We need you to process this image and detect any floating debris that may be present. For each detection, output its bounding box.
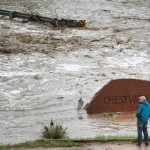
[0,9,86,28]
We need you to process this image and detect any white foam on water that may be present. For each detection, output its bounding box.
[56,64,89,72]
[10,90,20,94]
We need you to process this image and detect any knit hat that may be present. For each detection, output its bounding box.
[138,96,146,102]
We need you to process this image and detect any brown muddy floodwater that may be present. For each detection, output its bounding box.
[0,0,150,144]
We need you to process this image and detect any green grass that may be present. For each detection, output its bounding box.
[0,135,139,150]
[79,135,137,142]
[0,139,79,150]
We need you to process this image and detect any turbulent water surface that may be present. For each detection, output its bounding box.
[0,0,150,144]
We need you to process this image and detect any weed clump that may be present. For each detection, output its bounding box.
[42,120,67,139]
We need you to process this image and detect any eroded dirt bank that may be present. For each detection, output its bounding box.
[11,142,149,150]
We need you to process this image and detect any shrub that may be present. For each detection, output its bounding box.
[42,121,67,139]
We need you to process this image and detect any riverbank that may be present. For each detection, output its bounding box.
[0,135,138,150]
[11,142,148,150]
[1,138,149,150]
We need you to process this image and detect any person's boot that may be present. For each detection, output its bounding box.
[136,143,141,147]
[145,143,149,146]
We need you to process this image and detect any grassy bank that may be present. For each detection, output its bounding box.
[79,135,137,142]
[0,135,138,150]
[0,139,78,150]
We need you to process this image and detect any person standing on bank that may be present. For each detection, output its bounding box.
[136,96,150,146]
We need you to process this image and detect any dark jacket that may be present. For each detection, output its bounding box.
[136,99,150,122]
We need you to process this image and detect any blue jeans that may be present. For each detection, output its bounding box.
[137,119,149,145]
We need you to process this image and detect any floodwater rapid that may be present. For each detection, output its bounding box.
[0,0,150,144]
